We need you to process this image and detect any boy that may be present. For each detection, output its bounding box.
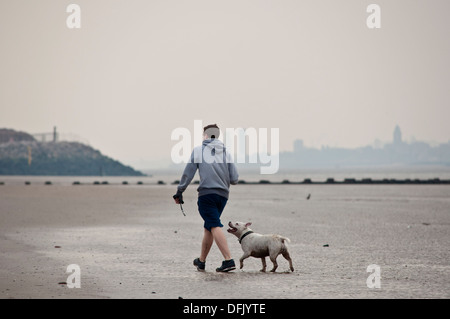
[173,124,239,272]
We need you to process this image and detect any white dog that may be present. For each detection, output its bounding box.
[227,221,294,272]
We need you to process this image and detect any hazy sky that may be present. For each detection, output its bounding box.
[1,0,449,169]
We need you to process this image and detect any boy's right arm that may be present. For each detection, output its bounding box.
[174,150,198,202]
[177,161,198,193]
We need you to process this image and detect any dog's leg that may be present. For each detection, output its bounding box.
[239,252,251,269]
[260,257,267,272]
[269,254,278,272]
[282,251,294,272]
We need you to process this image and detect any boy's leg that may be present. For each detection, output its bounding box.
[200,228,213,262]
[211,226,232,261]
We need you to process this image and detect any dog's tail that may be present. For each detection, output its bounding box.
[279,236,291,244]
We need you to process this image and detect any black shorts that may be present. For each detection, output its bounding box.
[197,194,228,231]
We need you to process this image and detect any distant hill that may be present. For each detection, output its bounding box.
[0,129,144,176]
[0,128,36,144]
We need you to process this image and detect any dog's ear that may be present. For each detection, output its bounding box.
[245,222,252,227]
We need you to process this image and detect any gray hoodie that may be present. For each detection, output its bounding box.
[177,139,239,199]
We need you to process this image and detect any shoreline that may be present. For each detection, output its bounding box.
[1,177,450,186]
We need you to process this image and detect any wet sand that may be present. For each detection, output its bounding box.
[0,183,449,298]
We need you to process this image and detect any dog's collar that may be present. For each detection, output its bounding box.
[239,231,254,244]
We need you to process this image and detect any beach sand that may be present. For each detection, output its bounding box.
[1,182,449,299]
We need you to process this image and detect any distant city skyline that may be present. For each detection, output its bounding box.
[294,124,449,151]
[279,125,450,170]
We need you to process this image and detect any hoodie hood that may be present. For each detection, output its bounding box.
[202,139,226,162]
[203,138,224,151]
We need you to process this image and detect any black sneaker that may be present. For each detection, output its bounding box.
[216,259,236,272]
[193,258,206,272]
